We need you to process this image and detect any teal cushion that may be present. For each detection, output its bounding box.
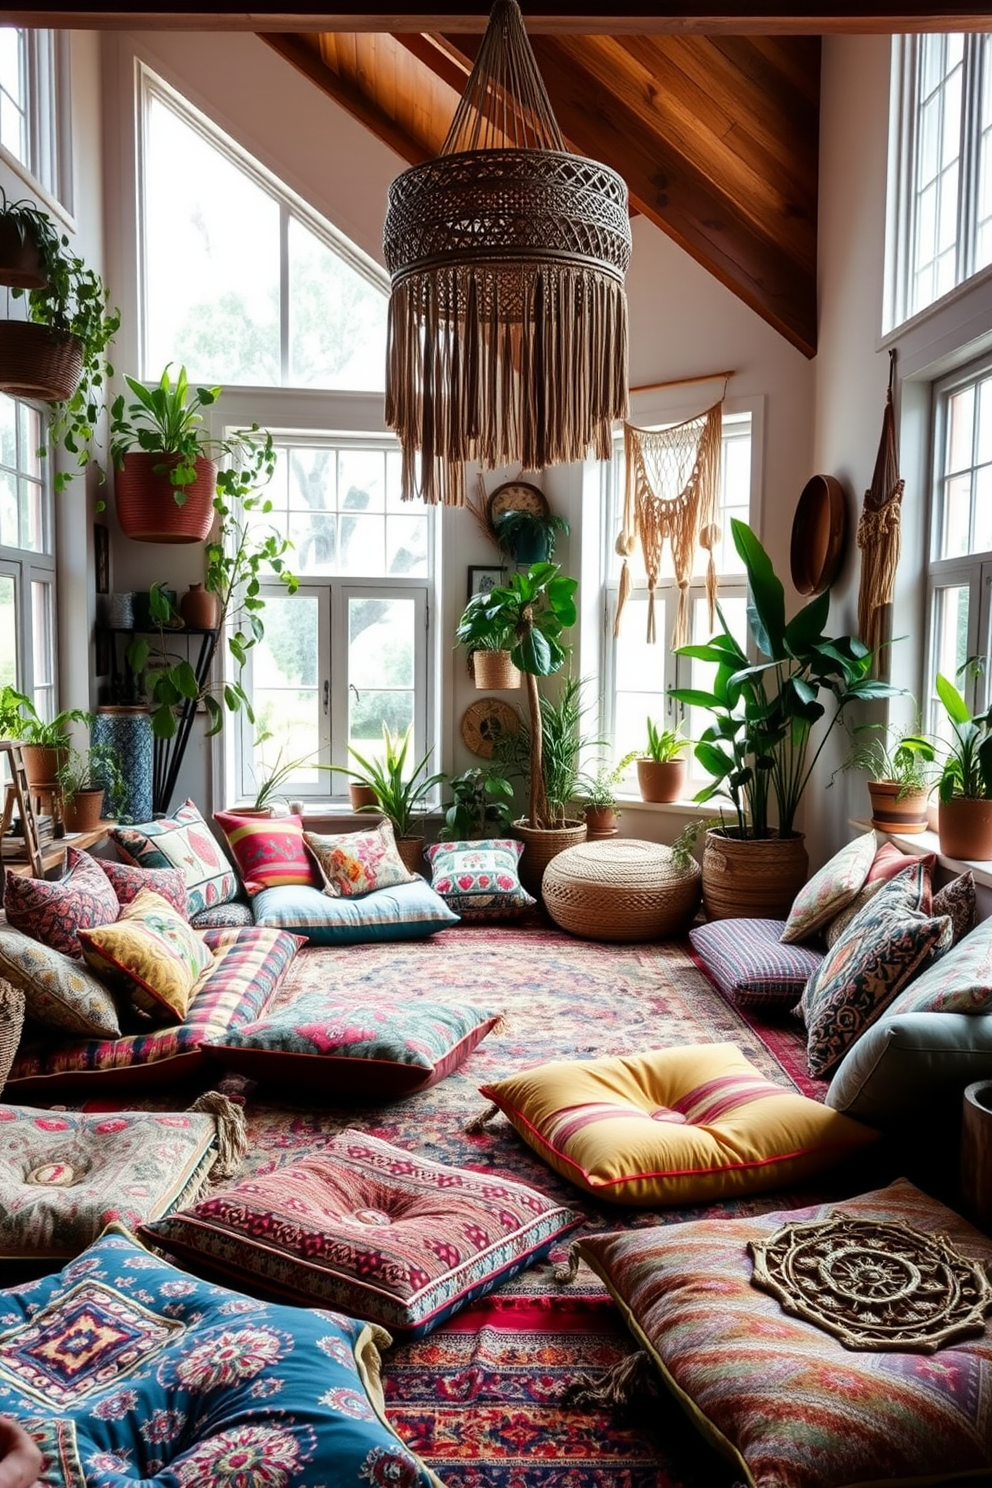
[825,1011,992,1125]
[250,880,459,945]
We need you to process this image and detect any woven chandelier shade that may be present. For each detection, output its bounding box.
[383,0,632,505]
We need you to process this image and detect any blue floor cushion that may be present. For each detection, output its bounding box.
[250,880,459,945]
[0,1224,444,1487]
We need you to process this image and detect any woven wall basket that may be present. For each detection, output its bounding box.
[473,649,521,690]
[115,453,217,544]
[0,321,82,402]
[702,829,809,921]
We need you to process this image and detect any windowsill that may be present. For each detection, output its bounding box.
[851,817,992,891]
[615,795,712,817]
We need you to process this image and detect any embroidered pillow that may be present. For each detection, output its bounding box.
[214,811,317,896]
[203,991,500,1098]
[95,857,189,919]
[0,930,121,1037]
[780,830,877,944]
[141,1130,580,1338]
[823,842,936,948]
[880,913,992,1018]
[304,820,418,898]
[479,1043,877,1206]
[932,870,977,946]
[3,847,119,957]
[110,799,238,916]
[425,839,536,921]
[689,917,823,1011]
[77,889,214,1025]
[799,863,953,1077]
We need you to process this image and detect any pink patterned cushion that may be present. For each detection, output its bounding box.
[141,1129,580,1338]
[575,1178,992,1488]
[3,847,120,957]
[95,857,189,919]
[780,830,877,945]
[304,821,417,898]
[214,811,318,896]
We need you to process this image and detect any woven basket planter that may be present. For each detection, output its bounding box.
[0,321,82,402]
[0,219,47,289]
[543,838,701,942]
[396,835,425,875]
[0,976,24,1098]
[115,453,217,544]
[701,828,808,921]
[472,649,521,690]
[514,817,587,899]
[867,780,929,834]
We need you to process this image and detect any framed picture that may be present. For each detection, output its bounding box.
[93,524,110,595]
[467,565,505,601]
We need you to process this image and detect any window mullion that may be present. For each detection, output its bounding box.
[279,202,290,386]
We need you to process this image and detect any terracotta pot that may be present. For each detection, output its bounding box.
[472,649,521,690]
[867,779,930,834]
[938,797,992,862]
[636,757,687,803]
[180,582,219,629]
[62,788,106,834]
[231,805,275,818]
[21,743,67,786]
[514,817,588,899]
[701,828,809,921]
[349,782,379,811]
[395,835,424,874]
[0,321,82,402]
[115,453,217,544]
[584,804,618,836]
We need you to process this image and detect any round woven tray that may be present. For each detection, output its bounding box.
[542,838,701,942]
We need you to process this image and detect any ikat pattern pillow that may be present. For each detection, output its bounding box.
[0,1224,444,1488]
[780,829,877,945]
[0,929,121,1038]
[799,863,953,1077]
[111,799,239,916]
[426,838,536,920]
[932,870,978,946]
[95,857,189,920]
[77,889,214,1025]
[142,1130,580,1338]
[304,821,418,898]
[3,847,120,958]
[214,811,318,896]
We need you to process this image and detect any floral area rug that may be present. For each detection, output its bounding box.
[228,924,890,1488]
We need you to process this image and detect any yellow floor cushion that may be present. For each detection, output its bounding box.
[479,1043,878,1206]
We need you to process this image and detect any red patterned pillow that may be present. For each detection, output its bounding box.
[3,847,119,957]
[214,811,318,896]
[95,857,189,920]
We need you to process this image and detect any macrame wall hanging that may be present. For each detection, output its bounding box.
[857,349,904,664]
[614,399,724,647]
[382,0,632,506]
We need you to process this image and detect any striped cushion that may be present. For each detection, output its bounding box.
[689,917,823,1009]
[479,1043,877,1206]
[214,811,318,896]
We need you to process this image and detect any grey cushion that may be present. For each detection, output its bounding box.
[825,1010,992,1126]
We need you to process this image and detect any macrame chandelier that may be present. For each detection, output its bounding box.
[383,0,632,505]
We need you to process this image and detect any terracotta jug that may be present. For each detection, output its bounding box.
[180,583,219,629]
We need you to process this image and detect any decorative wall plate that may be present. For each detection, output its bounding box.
[460,698,520,759]
[487,481,550,526]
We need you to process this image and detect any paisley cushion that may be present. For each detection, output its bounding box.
[215,811,319,896]
[780,829,877,945]
[142,1130,580,1338]
[0,1225,443,1486]
[881,911,992,1018]
[304,820,417,898]
[3,847,120,957]
[94,856,189,919]
[111,799,239,917]
[77,889,214,1025]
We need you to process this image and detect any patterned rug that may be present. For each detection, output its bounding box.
[220,924,891,1488]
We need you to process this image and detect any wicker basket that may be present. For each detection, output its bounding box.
[115,452,217,544]
[514,817,587,899]
[542,838,701,941]
[701,829,808,921]
[0,976,25,1097]
[0,320,82,402]
[472,649,521,690]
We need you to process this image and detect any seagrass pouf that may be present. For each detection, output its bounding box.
[542,839,702,943]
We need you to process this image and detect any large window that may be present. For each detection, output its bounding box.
[0,393,56,718]
[0,28,69,206]
[887,34,992,330]
[601,410,753,790]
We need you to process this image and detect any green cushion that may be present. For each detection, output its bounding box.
[825,1010,992,1125]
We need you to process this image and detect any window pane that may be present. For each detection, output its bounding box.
[685,594,747,786]
[288,215,387,393]
[942,471,972,557]
[929,583,970,736]
[386,515,429,576]
[30,579,54,721]
[613,593,669,764]
[249,594,321,790]
[0,576,16,688]
[348,596,416,748]
[0,29,26,166]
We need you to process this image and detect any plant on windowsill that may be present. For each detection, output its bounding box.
[241,736,331,817]
[932,671,992,861]
[55,739,126,833]
[0,189,120,493]
[110,363,277,544]
[576,750,638,835]
[637,718,690,804]
[840,717,936,834]
[331,725,445,874]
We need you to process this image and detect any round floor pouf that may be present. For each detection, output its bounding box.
[542,838,702,942]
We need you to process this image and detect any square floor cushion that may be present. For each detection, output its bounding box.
[0,1096,246,1262]
[574,1177,992,1488]
[3,846,120,957]
[77,888,214,1025]
[425,838,536,921]
[478,1043,878,1206]
[111,799,239,917]
[689,917,824,1011]
[0,1223,444,1487]
[203,989,501,1098]
[141,1129,581,1338]
[250,879,460,945]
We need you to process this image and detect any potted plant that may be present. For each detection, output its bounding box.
[242,740,330,817]
[0,190,119,492]
[576,750,638,836]
[466,620,522,692]
[55,740,126,833]
[932,672,992,860]
[637,719,690,803]
[333,724,444,873]
[841,719,935,833]
[669,518,894,919]
[110,363,277,544]
[4,693,94,787]
[439,766,515,841]
[493,509,570,566]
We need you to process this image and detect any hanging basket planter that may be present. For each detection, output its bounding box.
[115,453,218,544]
[0,321,82,402]
[472,649,521,690]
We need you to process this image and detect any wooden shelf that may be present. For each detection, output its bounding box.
[1,822,115,879]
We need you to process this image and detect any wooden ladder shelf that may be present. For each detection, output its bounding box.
[0,742,45,878]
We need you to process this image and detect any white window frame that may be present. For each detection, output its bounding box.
[0,28,71,211]
[0,393,57,718]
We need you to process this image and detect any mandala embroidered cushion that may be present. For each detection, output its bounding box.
[779,829,878,945]
[304,821,418,898]
[0,929,121,1038]
[688,918,823,1010]
[215,811,318,896]
[77,889,215,1025]
[94,856,189,919]
[425,838,536,921]
[111,799,239,916]
[142,1130,581,1338]
[203,990,501,1098]
[0,1102,241,1261]
[798,864,954,1078]
[0,1224,444,1488]
[574,1178,992,1488]
[3,847,120,957]
[478,1043,878,1207]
